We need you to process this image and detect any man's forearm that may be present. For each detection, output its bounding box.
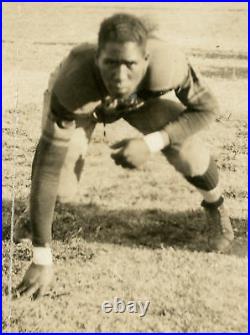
[164,106,217,145]
[143,105,217,152]
[163,63,220,145]
[30,138,69,246]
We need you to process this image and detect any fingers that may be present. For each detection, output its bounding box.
[110,139,128,150]
[15,281,38,298]
[20,284,37,298]
[15,281,48,300]
[14,263,54,300]
[16,280,26,293]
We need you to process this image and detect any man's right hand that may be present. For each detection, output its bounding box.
[15,263,54,300]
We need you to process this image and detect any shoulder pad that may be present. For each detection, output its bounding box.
[144,39,188,91]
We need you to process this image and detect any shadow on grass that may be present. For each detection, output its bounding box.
[2,198,247,257]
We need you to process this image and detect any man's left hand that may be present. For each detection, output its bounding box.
[110,138,150,169]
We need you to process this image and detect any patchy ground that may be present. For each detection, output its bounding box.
[2,3,248,332]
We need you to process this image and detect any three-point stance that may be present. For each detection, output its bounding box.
[15,13,234,299]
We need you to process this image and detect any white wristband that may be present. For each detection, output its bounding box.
[33,247,53,265]
[143,131,169,153]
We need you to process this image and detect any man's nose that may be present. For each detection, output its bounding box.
[114,64,128,82]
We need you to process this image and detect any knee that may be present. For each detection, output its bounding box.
[165,136,210,177]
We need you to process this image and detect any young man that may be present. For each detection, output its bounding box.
[16,13,234,299]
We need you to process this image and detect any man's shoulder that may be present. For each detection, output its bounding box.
[151,38,186,61]
[52,42,101,112]
[54,42,97,78]
[69,42,97,60]
[144,38,188,91]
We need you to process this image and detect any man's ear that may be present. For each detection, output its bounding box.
[144,51,150,62]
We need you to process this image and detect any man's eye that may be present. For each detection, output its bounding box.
[105,60,117,66]
[126,62,137,69]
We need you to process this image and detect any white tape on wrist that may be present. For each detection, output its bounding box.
[143,131,169,153]
[33,247,53,265]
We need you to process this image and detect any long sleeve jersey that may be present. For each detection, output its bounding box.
[31,38,219,246]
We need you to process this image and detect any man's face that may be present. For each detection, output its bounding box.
[96,41,149,99]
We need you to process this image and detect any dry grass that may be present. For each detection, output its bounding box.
[2,3,248,332]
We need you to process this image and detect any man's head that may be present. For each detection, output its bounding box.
[96,13,150,98]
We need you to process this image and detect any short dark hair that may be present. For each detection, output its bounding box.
[98,13,149,53]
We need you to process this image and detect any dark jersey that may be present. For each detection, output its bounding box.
[31,38,219,246]
[52,39,188,113]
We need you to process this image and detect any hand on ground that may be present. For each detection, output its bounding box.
[15,263,54,300]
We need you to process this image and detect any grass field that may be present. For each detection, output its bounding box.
[2,3,248,332]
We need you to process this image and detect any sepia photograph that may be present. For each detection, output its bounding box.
[2,2,248,332]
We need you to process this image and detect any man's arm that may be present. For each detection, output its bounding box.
[16,94,76,299]
[31,92,77,246]
[164,64,219,146]
[111,63,219,168]
[142,62,219,153]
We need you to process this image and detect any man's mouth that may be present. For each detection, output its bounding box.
[112,83,126,90]
[109,85,129,98]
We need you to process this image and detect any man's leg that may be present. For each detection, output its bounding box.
[163,136,234,252]
[124,98,234,252]
[57,121,94,203]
